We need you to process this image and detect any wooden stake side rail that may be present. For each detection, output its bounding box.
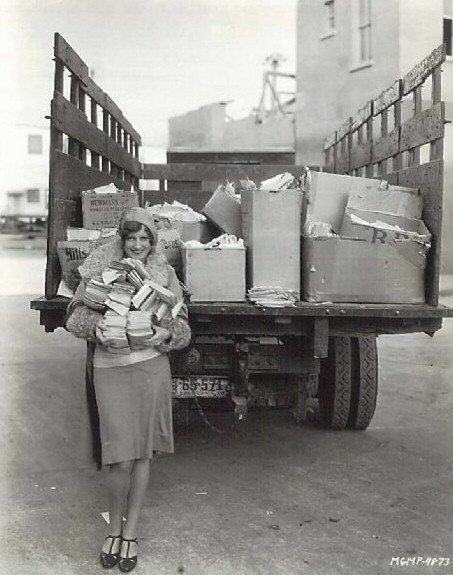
[141,163,309,211]
[323,44,446,308]
[46,33,142,299]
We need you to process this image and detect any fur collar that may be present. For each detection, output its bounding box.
[79,236,170,286]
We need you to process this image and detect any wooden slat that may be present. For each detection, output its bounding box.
[51,92,141,177]
[337,117,352,140]
[54,34,141,145]
[350,141,372,171]
[141,163,307,181]
[396,159,443,306]
[336,151,350,175]
[351,101,373,131]
[402,44,446,95]
[323,131,337,150]
[371,129,399,164]
[45,151,133,299]
[85,77,142,144]
[399,102,444,153]
[393,99,403,171]
[373,80,401,115]
[54,33,89,85]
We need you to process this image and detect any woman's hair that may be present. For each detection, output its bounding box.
[119,221,155,247]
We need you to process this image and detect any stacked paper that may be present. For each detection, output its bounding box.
[126,311,155,350]
[102,311,130,354]
[83,276,112,310]
[248,286,299,308]
[105,281,136,316]
[147,201,206,222]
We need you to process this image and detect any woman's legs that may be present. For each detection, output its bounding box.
[120,458,151,557]
[102,460,133,554]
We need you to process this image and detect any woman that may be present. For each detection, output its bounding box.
[66,207,191,572]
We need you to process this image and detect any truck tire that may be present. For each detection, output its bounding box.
[318,337,352,429]
[318,336,378,430]
[348,336,378,430]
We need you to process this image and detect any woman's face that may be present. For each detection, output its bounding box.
[123,225,153,262]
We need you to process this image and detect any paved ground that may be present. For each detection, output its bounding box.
[1,245,453,574]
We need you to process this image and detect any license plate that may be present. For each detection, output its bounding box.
[172,376,230,398]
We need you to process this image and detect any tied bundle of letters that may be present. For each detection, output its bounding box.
[248,286,299,308]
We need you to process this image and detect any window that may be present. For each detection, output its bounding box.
[324,0,335,34]
[352,0,372,67]
[444,0,452,56]
[28,134,43,154]
[26,189,40,203]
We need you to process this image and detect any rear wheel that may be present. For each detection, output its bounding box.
[318,336,378,430]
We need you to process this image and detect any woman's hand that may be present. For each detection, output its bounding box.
[147,325,171,346]
[95,319,115,347]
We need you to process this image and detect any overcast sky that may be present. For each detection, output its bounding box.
[1,0,297,150]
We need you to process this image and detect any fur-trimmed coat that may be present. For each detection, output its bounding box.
[65,237,191,354]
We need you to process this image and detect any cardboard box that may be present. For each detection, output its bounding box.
[202,187,242,237]
[341,208,431,245]
[241,188,302,294]
[82,190,139,229]
[303,171,420,233]
[182,246,246,302]
[302,236,426,304]
[173,220,215,244]
[346,185,422,219]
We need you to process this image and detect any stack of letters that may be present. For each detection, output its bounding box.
[247,286,299,308]
[101,311,130,354]
[126,311,155,350]
[81,257,183,353]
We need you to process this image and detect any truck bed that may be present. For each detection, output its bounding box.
[32,36,453,341]
[31,296,453,337]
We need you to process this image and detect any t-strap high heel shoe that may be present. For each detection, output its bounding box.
[100,534,121,569]
[118,537,138,573]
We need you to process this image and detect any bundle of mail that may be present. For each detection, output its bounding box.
[82,257,183,352]
[99,311,130,354]
[247,286,299,308]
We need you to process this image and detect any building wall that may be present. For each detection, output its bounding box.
[168,103,227,149]
[168,101,295,151]
[0,123,49,219]
[296,0,400,167]
[223,114,295,150]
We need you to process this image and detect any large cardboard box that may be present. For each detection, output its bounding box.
[82,190,139,229]
[302,236,427,304]
[202,187,242,237]
[301,171,428,303]
[182,246,246,302]
[241,188,302,294]
[303,171,420,233]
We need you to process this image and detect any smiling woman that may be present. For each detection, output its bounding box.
[64,206,191,571]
